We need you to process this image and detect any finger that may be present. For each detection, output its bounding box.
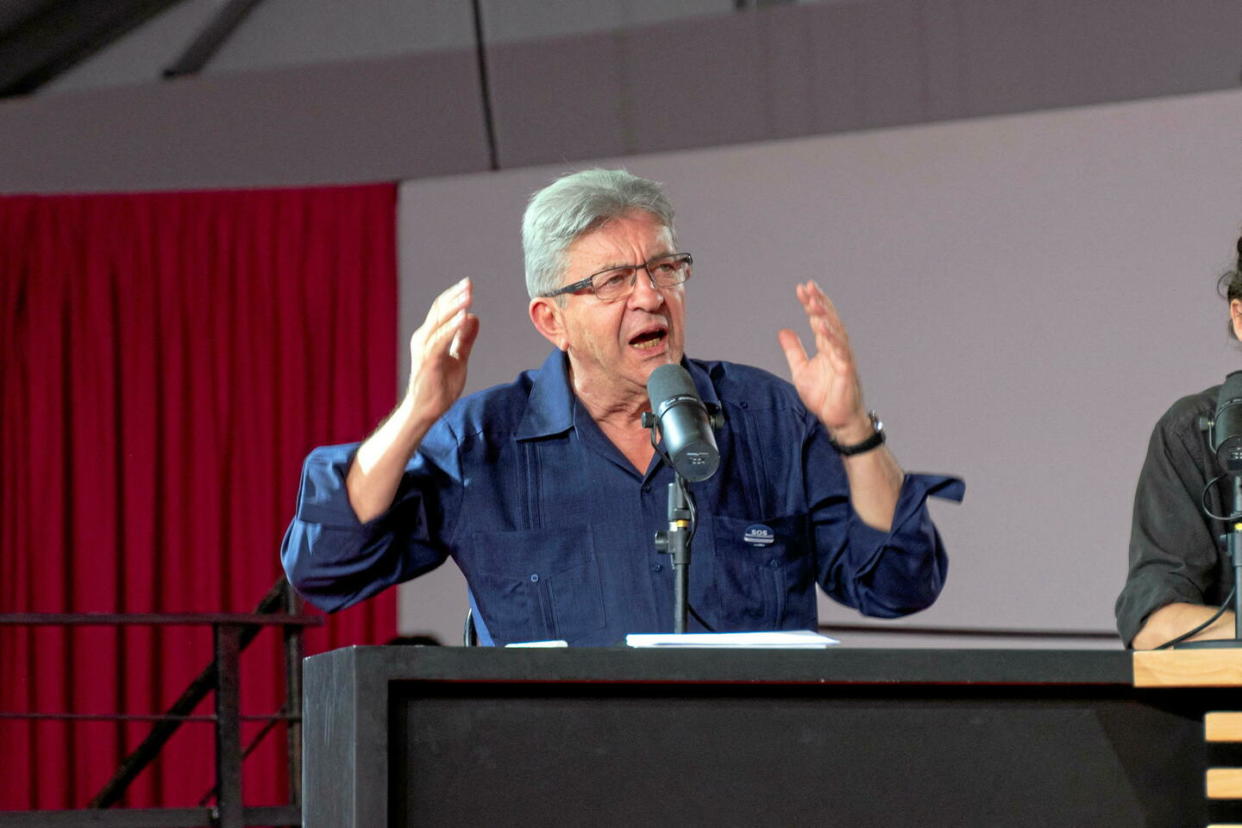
[821,327,857,378]
[796,282,820,323]
[793,281,856,373]
[413,281,474,360]
[792,283,838,360]
[802,323,854,382]
[777,328,809,373]
[825,341,854,378]
[809,285,849,342]
[426,308,468,357]
[449,313,480,361]
[795,281,809,306]
[806,310,848,358]
[423,277,473,331]
[798,285,833,330]
[804,282,847,334]
[805,279,833,308]
[805,288,854,357]
[800,281,863,393]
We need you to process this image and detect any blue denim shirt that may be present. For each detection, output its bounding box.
[282,349,964,646]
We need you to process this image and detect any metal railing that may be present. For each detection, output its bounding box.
[0,578,321,828]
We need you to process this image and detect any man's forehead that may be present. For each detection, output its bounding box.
[569,213,674,260]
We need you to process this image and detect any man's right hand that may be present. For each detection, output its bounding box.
[346,278,479,523]
[405,277,480,429]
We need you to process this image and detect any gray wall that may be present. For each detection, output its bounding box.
[397,88,1242,646]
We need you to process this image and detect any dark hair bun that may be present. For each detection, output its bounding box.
[1237,233,1242,268]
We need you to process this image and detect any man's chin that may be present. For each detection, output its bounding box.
[632,349,681,381]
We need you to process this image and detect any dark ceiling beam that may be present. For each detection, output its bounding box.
[0,0,186,98]
[163,0,268,79]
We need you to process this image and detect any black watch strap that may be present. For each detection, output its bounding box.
[829,411,885,456]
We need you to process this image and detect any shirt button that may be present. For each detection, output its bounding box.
[651,563,663,573]
[529,574,540,582]
[642,484,652,493]
[768,559,780,569]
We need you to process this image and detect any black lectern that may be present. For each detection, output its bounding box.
[302,646,1223,827]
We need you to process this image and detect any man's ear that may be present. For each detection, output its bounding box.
[529,297,568,350]
[1232,299,1242,341]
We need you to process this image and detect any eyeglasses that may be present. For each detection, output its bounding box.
[542,252,693,302]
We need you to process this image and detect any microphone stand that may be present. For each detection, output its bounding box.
[1177,474,1242,648]
[653,475,692,634]
[642,410,697,635]
[641,395,721,635]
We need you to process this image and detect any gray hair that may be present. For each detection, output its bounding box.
[522,168,676,299]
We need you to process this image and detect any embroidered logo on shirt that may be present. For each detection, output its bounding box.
[743,525,775,546]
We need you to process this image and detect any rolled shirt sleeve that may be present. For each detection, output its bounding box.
[280,436,455,612]
[828,473,965,617]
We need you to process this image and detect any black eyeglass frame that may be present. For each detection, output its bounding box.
[540,252,694,300]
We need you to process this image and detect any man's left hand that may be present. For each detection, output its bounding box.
[777,280,872,443]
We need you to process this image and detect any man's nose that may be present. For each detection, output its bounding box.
[628,266,664,307]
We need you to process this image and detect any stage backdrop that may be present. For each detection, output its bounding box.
[395,88,1242,647]
[0,185,398,810]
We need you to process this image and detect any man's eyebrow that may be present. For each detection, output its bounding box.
[587,250,676,274]
[596,249,675,269]
[589,261,635,273]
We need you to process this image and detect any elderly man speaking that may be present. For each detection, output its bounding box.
[281,169,963,646]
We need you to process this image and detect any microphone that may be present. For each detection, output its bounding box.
[645,364,720,482]
[1210,371,1242,472]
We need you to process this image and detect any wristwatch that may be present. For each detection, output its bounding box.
[829,411,885,456]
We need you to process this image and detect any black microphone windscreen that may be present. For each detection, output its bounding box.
[645,363,719,482]
[647,364,698,417]
[1214,371,1242,471]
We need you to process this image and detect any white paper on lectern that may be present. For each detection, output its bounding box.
[624,630,838,648]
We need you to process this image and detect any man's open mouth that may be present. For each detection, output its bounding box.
[629,328,667,350]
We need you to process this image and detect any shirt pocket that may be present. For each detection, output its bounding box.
[467,526,607,645]
[698,513,810,630]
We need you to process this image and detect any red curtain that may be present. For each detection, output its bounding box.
[0,185,398,810]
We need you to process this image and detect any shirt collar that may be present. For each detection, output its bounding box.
[683,356,721,409]
[515,348,719,440]
[515,349,576,440]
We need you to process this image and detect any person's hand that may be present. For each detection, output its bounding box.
[346,278,479,522]
[405,277,480,427]
[777,280,871,442]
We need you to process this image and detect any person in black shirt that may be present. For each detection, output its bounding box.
[1116,232,1242,648]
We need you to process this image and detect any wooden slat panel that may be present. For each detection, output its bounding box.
[1207,768,1242,799]
[1133,650,1242,687]
[1207,712,1242,742]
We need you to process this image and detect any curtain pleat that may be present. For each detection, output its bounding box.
[0,185,399,810]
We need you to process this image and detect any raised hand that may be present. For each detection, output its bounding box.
[347,278,479,522]
[405,277,480,426]
[776,280,870,442]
